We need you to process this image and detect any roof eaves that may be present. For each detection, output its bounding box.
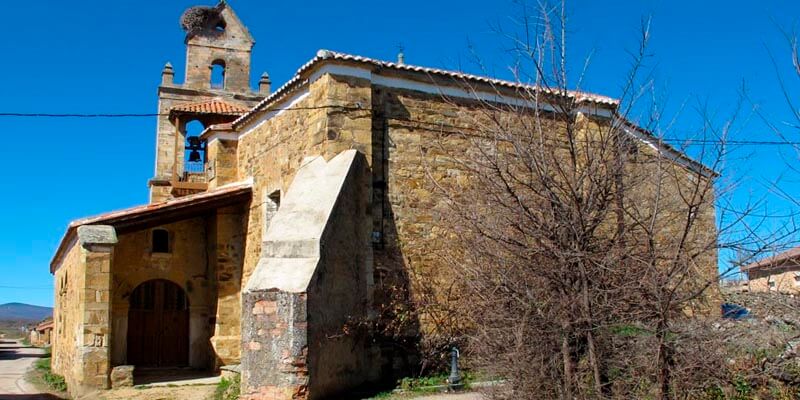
[741,247,800,271]
[617,115,720,178]
[232,49,621,130]
[50,180,253,273]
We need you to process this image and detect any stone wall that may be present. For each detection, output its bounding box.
[207,138,239,190]
[51,226,116,398]
[236,73,372,287]
[208,205,247,365]
[367,83,721,365]
[52,239,85,393]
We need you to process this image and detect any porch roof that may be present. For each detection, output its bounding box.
[50,180,252,273]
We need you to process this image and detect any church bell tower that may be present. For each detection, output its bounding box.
[148,1,269,203]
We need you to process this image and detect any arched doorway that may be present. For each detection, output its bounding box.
[127,279,189,367]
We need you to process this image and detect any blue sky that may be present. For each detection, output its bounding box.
[1,0,798,307]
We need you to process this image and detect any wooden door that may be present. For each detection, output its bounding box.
[127,280,189,367]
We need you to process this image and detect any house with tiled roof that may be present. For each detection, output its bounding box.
[742,247,800,294]
[29,318,54,347]
[48,2,719,399]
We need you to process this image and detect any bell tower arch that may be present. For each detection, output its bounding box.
[149,1,269,203]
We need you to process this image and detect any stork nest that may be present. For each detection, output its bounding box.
[180,6,223,34]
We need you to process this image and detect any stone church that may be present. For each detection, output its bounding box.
[48,1,718,399]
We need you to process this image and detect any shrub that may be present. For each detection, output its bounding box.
[33,357,67,392]
[214,374,240,400]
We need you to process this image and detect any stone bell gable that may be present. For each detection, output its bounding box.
[182,0,255,92]
[149,1,269,204]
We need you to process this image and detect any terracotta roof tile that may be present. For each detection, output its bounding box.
[170,98,249,116]
[36,320,54,331]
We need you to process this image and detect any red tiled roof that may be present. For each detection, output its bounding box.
[742,246,800,271]
[36,320,54,331]
[170,98,249,116]
[50,180,253,273]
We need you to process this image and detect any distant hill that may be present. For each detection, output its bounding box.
[0,303,52,322]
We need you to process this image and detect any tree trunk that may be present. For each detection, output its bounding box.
[656,323,674,400]
[578,264,606,397]
[561,323,574,399]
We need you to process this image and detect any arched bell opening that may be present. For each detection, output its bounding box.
[183,120,207,178]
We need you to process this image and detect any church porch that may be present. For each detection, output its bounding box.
[49,181,251,397]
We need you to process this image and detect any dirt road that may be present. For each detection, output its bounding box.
[0,338,55,399]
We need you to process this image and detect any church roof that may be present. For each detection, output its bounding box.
[50,180,253,273]
[170,98,250,116]
[233,49,618,128]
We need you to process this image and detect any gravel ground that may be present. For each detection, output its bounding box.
[98,385,217,400]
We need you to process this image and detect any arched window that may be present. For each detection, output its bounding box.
[152,229,170,253]
[211,60,226,89]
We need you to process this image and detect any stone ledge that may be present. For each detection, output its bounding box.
[77,225,118,247]
[110,365,134,388]
[221,364,241,380]
[148,177,172,187]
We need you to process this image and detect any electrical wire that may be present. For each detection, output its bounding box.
[0,285,54,290]
[1,106,799,146]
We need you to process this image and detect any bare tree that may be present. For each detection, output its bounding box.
[403,1,793,398]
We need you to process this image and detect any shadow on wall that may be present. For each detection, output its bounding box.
[372,205,423,381]
[370,88,422,383]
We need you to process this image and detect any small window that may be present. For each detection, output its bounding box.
[152,229,170,253]
[268,190,281,209]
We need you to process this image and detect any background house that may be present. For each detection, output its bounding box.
[742,247,800,294]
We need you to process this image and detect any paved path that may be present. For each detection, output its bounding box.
[0,338,55,399]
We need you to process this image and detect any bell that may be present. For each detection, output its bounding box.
[187,136,201,148]
[188,150,201,162]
